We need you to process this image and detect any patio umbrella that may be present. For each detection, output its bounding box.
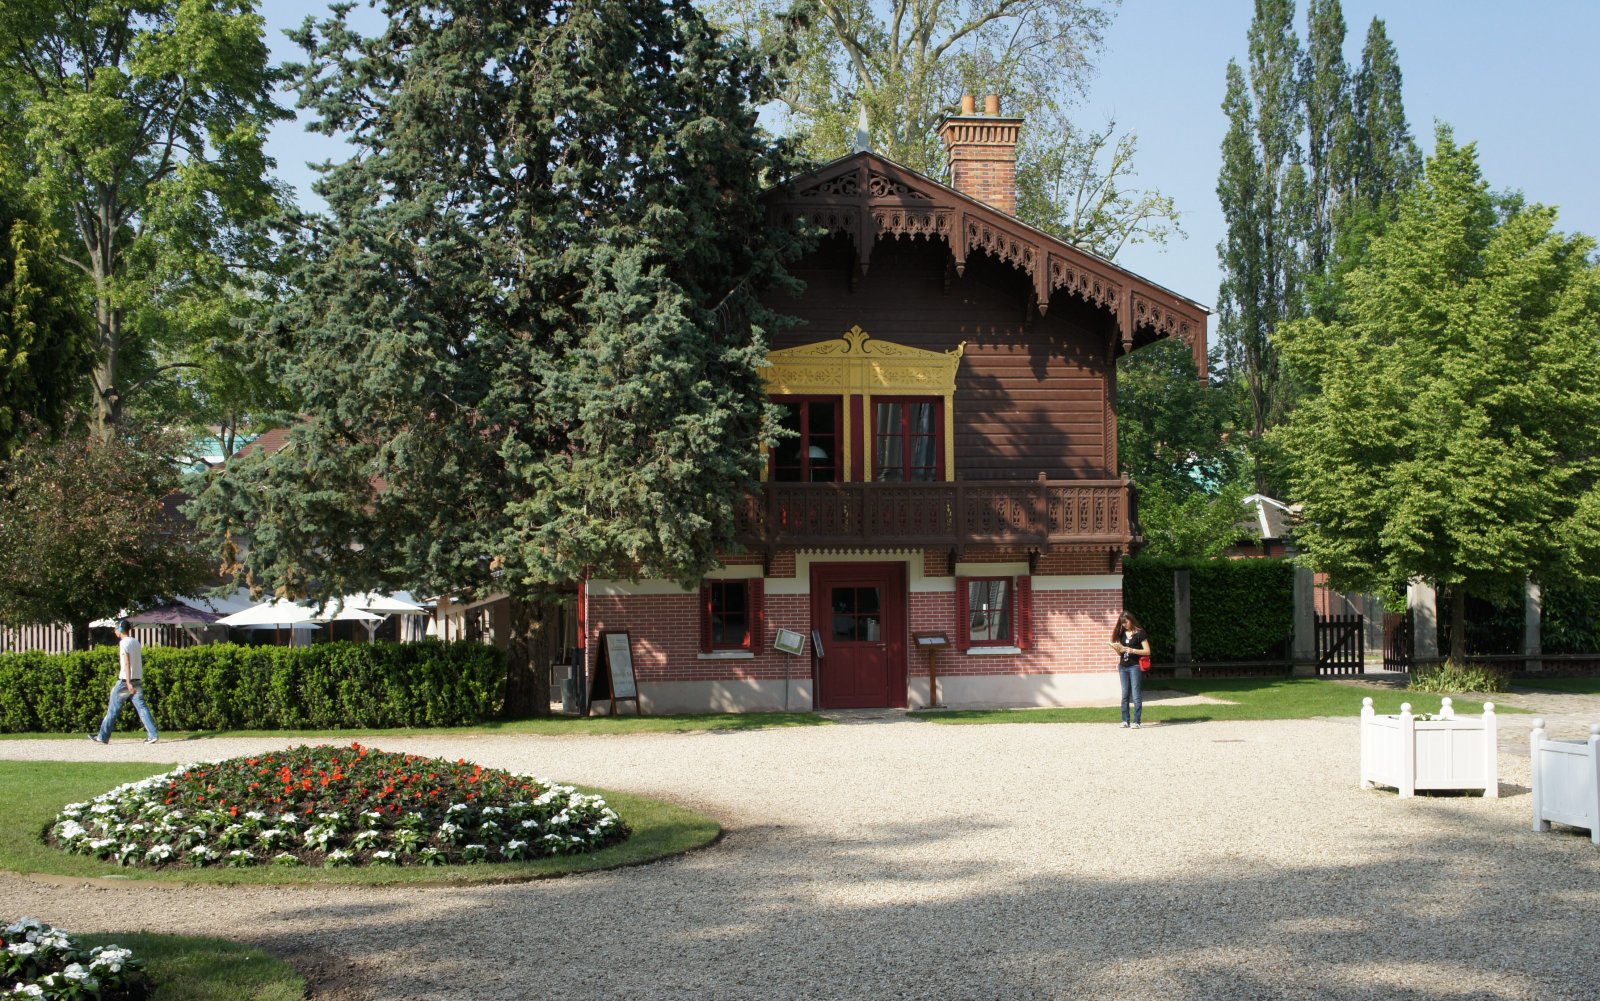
[126,602,222,626]
[348,591,427,614]
[316,601,386,642]
[217,599,321,646]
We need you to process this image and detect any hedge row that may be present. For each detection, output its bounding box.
[0,641,507,734]
[1124,557,1295,663]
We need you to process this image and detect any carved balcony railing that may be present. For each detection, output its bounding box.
[733,477,1132,549]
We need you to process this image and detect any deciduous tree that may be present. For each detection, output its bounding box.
[0,424,212,649]
[0,0,286,438]
[1270,131,1600,662]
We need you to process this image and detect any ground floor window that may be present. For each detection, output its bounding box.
[701,579,765,653]
[956,575,1032,650]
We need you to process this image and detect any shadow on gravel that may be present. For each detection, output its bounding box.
[234,797,1600,1001]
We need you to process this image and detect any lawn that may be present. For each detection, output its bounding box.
[74,931,306,1001]
[0,760,720,886]
[1513,676,1600,695]
[912,676,1517,725]
[0,711,829,741]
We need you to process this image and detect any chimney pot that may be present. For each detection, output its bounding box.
[960,94,976,116]
[984,94,1000,116]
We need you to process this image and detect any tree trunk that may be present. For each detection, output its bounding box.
[505,597,550,718]
[1449,588,1467,665]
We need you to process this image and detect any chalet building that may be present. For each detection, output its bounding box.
[584,96,1208,712]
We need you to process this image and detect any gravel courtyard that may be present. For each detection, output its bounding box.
[3,712,1598,1000]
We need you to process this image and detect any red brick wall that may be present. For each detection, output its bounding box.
[910,588,1121,679]
[588,583,1121,685]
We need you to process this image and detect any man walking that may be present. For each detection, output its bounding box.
[88,620,159,744]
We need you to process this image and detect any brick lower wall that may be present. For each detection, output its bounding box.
[588,580,1121,686]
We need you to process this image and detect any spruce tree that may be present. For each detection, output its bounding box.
[187,0,806,706]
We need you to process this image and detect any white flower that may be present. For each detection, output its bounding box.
[61,964,89,982]
[7,983,43,997]
[4,918,44,936]
[244,810,266,822]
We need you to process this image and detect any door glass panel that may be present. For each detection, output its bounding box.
[830,586,882,641]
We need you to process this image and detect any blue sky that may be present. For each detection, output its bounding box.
[261,1,1600,315]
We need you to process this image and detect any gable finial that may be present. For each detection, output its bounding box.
[853,105,871,154]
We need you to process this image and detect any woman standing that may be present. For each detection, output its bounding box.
[1110,611,1152,729]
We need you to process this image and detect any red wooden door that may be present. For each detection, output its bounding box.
[811,563,906,709]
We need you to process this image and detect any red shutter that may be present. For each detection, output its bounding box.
[1015,576,1033,650]
[749,578,765,654]
[699,585,713,654]
[955,576,970,650]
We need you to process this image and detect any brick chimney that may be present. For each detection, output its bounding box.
[937,94,1022,216]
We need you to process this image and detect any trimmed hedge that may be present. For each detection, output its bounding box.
[0,641,506,734]
[1124,557,1294,663]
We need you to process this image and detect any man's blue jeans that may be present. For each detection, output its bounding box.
[1118,664,1143,724]
[97,681,158,742]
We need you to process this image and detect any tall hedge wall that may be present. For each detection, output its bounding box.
[0,641,507,734]
[1124,557,1295,663]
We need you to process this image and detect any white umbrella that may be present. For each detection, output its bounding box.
[349,591,427,614]
[216,599,319,627]
[316,600,385,642]
[216,599,322,646]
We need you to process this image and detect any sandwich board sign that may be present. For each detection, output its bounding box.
[588,630,642,716]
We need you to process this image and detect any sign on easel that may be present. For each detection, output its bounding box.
[588,630,642,716]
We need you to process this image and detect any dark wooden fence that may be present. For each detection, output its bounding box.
[1315,613,1365,675]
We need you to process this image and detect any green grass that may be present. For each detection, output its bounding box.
[0,761,720,886]
[75,931,306,1001]
[0,711,829,741]
[1514,676,1600,695]
[912,676,1520,725]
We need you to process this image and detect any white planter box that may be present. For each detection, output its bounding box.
[1531,721,1600,844]
[1360,697,1498,798]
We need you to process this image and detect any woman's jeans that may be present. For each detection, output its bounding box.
[97,681,158,742]
[1118,664,1143,724]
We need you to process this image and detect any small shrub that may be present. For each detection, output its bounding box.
[1409,661,1509,694]
[1,917,153,1000]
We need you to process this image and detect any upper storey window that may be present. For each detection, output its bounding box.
[873,398,942,481]
[771,397,840,482]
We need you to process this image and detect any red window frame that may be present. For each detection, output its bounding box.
[700,579,765,653]
[769,396,842,483]
[955,575,1033,651]
[871,396,944,481]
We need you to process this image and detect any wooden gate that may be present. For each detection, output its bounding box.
[1316,614,1365,675]
[1383,612,1413,672]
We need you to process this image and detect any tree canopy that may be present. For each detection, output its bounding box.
[0,424,212,648]
[1270,130,1600,660]
[0,179,90,456]
[0,0,286,438]
[187,0,807,694]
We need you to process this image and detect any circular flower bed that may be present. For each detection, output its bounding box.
[3,917,150,1000]
[48,743,629,869]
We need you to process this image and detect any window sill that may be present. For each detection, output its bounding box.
[964,645,1022,656]
[697,650,755,661]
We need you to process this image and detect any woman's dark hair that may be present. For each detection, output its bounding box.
[1110,611,1143,639]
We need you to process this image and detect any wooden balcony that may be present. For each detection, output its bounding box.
[734,477,1133,550]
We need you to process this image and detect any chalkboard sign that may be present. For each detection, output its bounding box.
[587,630,642,716]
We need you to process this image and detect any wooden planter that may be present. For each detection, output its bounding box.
[1531,721,1600,844]
[1360,697,1499,798]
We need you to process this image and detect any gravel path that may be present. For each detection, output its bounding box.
[4,714,1600,1000]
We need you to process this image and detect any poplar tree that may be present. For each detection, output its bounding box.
[1271,131,1600,663]
[1347,18,1420,219]
[187,0,806,705]
[1301,0,1350,276]
[1215,0,1307,472]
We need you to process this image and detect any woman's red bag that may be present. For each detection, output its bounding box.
[1138,656,1152,672]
